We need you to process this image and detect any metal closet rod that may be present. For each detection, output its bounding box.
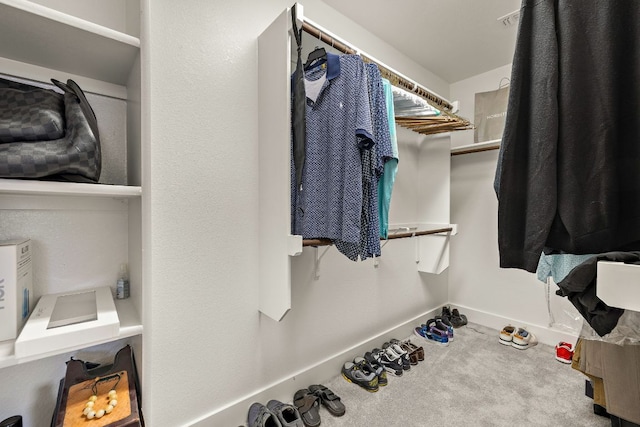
[302,227,453,247]
[300,21,454,112]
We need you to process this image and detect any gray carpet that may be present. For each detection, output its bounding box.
[312,324,610,427]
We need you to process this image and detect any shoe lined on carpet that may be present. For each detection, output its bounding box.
[308,384,346,416]
[248,402,283,427]
[357,354,388,386]
[434,317,454,342]
[391,338,419,365]
[450,308,468,328]
[266,400,305,427]
[414,322,449,346]
[499,325,517,346]
[293,389,322,427]
[555,341,574,363]
[341,361,379,392]
[383,341,411,371]
[511,327,538,350]
[371,347,404,376]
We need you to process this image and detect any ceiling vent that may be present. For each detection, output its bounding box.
[497,10,520,28]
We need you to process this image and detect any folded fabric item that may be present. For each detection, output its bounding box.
[556,252,640,336]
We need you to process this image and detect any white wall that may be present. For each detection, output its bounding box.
[146,1,452,426]
[449,67,582,345]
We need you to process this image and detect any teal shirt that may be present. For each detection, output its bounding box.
[378,79,399,239]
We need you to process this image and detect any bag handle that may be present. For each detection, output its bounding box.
[51,79,100,141]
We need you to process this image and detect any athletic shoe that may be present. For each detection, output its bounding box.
[266,400,304,427]
[391,338,419,365]
[555,342,574,364]
[435,317,454,342]
[248,402,283,427]
[370,347,404,376]
[414,323,449,346]
[511,327,538,350]
[499,325,517,346]
[383,341,411,371]
[355,355,388,386]
[342,361,379,392]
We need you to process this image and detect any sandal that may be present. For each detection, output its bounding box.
[402,340,424,362]
[293,388,321,427]
[308,384,346,417]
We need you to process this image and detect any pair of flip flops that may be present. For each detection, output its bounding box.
[294,385,345,426]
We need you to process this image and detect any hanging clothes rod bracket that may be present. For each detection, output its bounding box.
[314,245,332,280]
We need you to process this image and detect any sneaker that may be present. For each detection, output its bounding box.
[355,355,388,386]
[499,325,517,346]
[555,342,574,364]
[248,402,283,427]
[441,305,452,321]
[370,348,404,376]
[435,317,454,342]
[450,308,468,328]
[414,322,449,346]
[341,361,379,392]
[391,338,419,365]
[511,327,538,350]
[266,400,304,427]
[383,341,411,371]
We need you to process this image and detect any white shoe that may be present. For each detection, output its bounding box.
[499,325,517,346]
[511,327,538,350]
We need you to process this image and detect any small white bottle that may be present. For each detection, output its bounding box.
[116,263,130,299]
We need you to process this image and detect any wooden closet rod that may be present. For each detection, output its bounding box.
[302,227,453,247]
[300,20,454,113]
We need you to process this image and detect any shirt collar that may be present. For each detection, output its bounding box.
[325,52,340,80]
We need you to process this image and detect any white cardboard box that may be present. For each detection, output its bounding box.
[14,286,120,358]
[0,238,33,342]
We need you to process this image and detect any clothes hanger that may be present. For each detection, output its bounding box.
[304,46,327,70]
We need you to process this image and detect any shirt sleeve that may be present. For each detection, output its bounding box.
[354,58,374,150]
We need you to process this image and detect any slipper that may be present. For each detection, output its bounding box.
[308,384,346,417]
[450,308,468,328]
[293,389,321,427]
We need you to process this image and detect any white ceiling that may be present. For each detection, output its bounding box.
[321,0,521,83]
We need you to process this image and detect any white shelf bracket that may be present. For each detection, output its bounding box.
[314,246,332,280]
[414,232,420,264]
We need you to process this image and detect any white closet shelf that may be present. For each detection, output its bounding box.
[451,139,501,156]
[0,178,141,198]
[0,0,140,86]
[0,298,142,369]
[597,261,640,312]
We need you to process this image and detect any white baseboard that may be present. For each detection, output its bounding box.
[185,306,442,427]
[184,303,579,426]
[449,303,579,347]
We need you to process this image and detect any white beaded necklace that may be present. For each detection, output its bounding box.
[82,374,120,420]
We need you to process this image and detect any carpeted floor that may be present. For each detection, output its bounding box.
[308,324,610,427]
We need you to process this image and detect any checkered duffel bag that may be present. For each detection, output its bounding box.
[0,77,101,182]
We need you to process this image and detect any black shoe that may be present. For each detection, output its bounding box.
[370,348,403,376]
[383,341,411,371]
